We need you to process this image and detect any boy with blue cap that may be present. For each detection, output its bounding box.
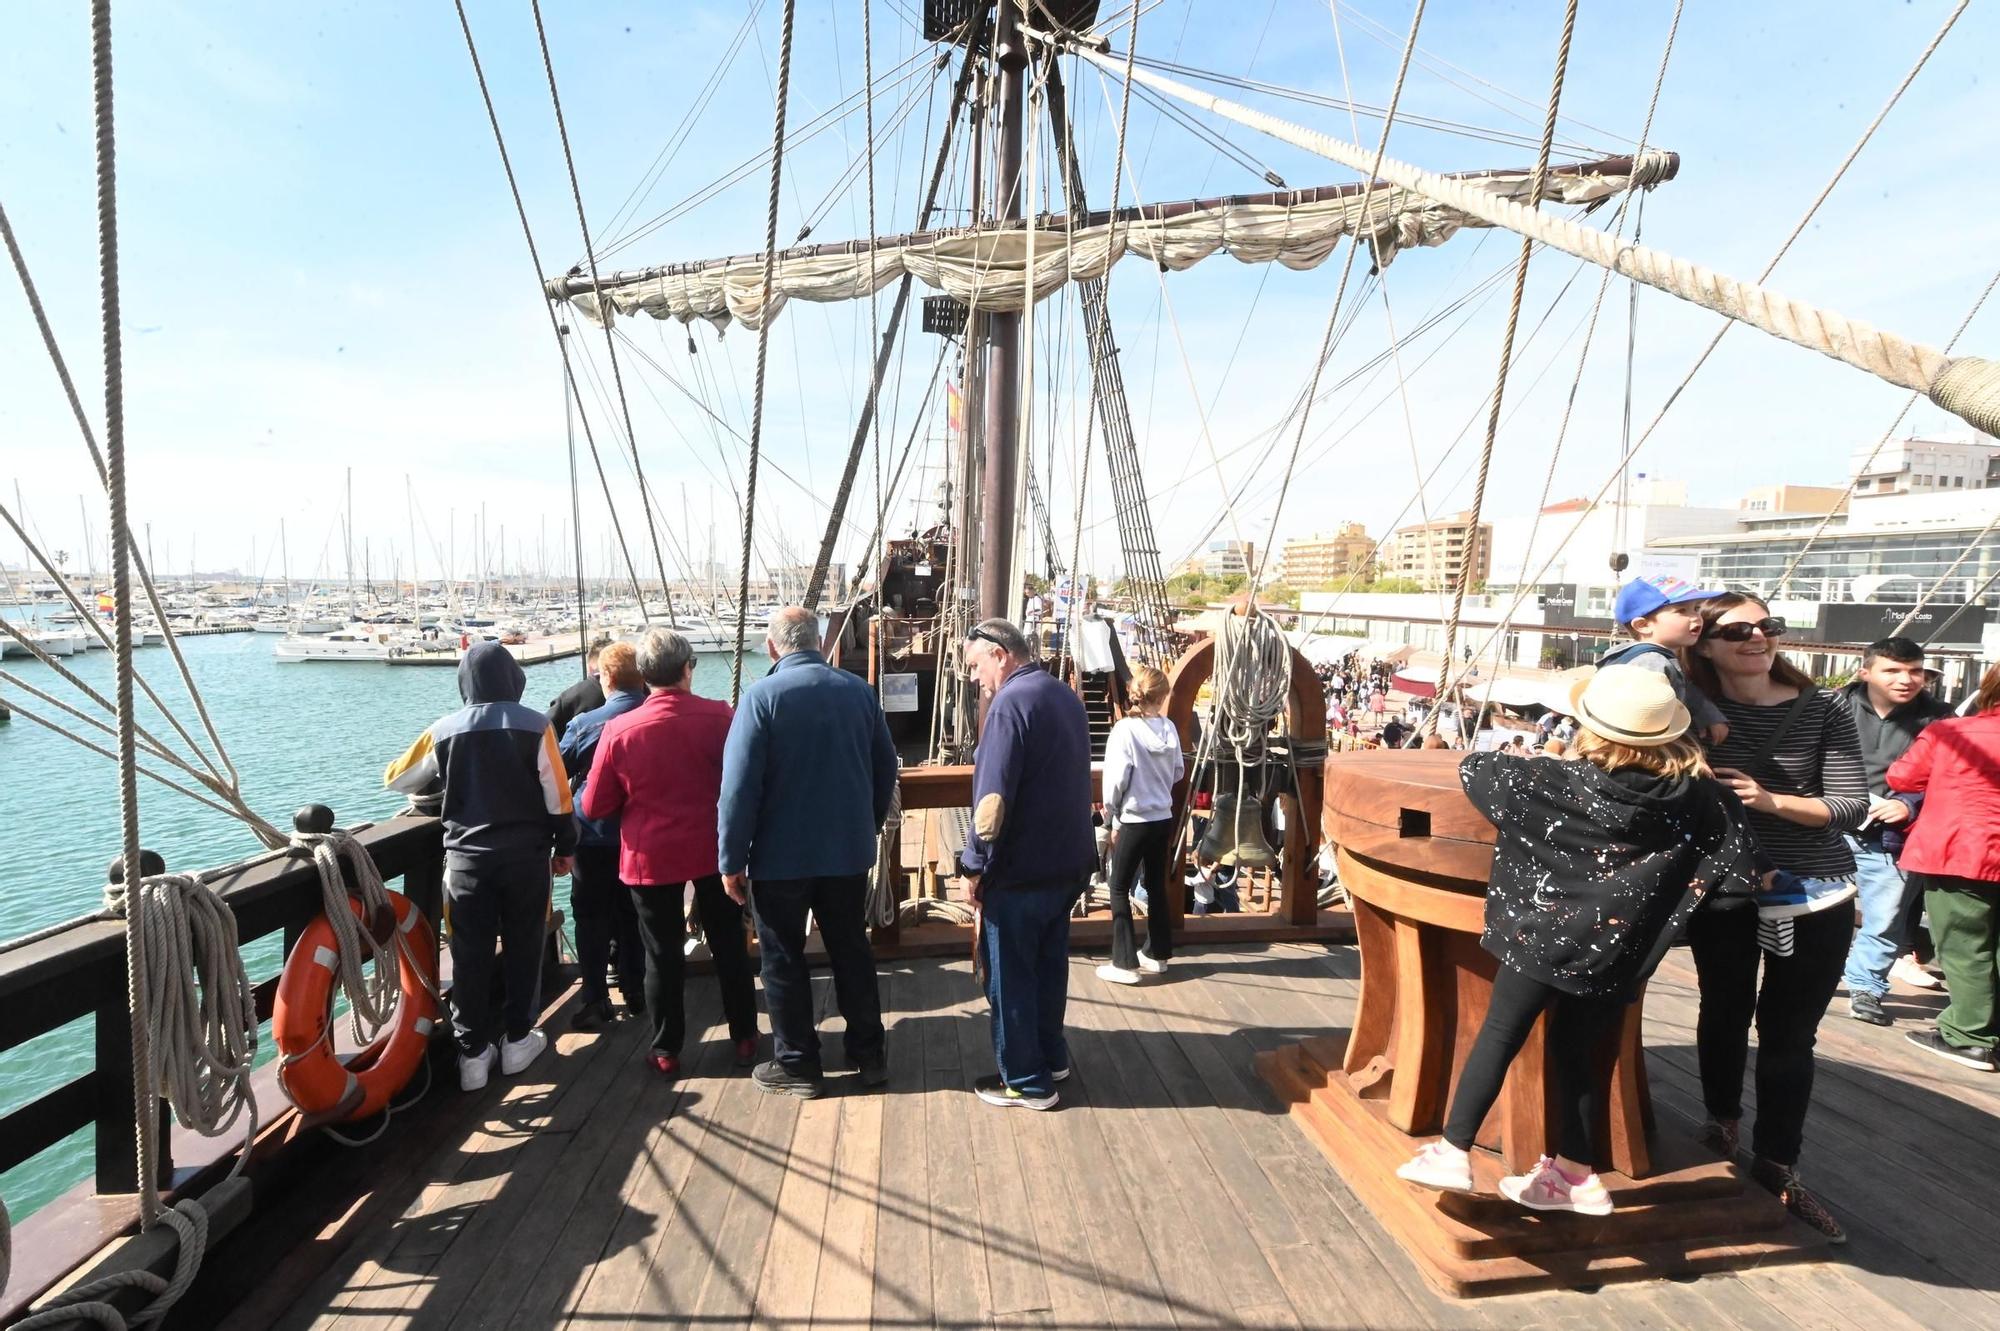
[1599,574,1729,745]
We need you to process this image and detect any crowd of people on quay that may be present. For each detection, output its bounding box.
[383,573,2000,1241]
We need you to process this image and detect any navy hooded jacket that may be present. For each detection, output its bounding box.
[386,641,576,867]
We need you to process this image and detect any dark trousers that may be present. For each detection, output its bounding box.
[750,873,885,1074]
[1107,818,1175,970]
[629,877,759,1057]
[571,844,642,1007]
[1689,902,1849,1167]
[982,879,1079,1098]
[1442,965,1627,1163]
[445,857,550,1056]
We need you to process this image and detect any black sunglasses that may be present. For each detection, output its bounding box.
[1708,616,1787,643]
[965,626,1007,649]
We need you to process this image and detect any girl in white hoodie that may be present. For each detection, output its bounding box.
[1099,666,1186,984]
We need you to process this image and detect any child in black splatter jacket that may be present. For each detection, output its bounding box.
[1396,665,1759,1215]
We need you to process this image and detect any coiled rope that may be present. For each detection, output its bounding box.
[1213,610,1290,766]
[1057,18,1998,439]
[289,828,405,1042]
[10,1201,207,1331]
[732,0,799,704]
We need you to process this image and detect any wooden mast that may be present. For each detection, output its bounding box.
[977,0,1027,622]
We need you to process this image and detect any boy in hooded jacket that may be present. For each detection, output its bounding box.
[1397,665,1759,1214]
[387,641,576,1091]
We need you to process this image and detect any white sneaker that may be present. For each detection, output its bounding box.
[459,1044,498,1092]
[1892,955,1944,991]
[1097,964,1141,986]
[499,1028,548,1075]
[1498,1156,1614,1216]
[1396,1140,1472,1193]
[1136,951,1168,974]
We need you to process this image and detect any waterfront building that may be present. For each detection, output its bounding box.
[1739,484,1849,514]
[1847,431,2000,496]
[1276,522,1374,586]
[1383,511,1490,592]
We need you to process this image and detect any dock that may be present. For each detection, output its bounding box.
[385,637,586,668]
[180,941,2000,1331]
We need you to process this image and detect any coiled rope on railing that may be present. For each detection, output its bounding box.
[1056,25,1998,440]
[1212,610,1290,766]
[9,1200,207,1331]
[102,873,260,1152]
[288,828,405,1041]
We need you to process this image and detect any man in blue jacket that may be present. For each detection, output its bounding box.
[720,606,898,1098]
[958,618,1095,1110]
[559,641,647,1031]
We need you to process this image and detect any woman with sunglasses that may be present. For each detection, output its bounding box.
[1684,593,1870,1242]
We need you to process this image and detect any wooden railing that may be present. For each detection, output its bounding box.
[0,816,444,1323]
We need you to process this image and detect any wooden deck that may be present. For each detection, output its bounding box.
[210,941,2000,1331]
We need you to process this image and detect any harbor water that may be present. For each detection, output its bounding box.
[0,629,744,1219]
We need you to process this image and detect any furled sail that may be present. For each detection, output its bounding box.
[550,151,1676,332]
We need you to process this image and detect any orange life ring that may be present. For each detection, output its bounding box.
[274,890,439,1124]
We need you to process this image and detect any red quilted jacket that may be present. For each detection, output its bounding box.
[1886,710,2000,882]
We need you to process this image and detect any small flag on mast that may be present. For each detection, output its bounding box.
[946,381,964,438]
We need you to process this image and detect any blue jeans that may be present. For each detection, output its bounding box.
[1841,836,1913,999]
[981,879,1079,1097]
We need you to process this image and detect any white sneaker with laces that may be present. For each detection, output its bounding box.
[499,1028,548,1076]
[1136,950,1168,974]
[1498,1156,1614,1216]
[1892,955,1944,990]
[1396,1140,1472,1193]
[1097,963,1141,986]
[459,1044,498,1092]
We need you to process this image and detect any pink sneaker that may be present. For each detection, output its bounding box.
[1498,1156,1613,1216]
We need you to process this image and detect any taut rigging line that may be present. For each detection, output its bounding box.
[532,0,678,626]
[1056,14,2000,441]
[452,0,654,619]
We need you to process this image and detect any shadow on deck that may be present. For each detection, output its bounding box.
[188,943,2000,1331]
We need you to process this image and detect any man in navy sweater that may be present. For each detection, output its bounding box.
[958,618,1096,1109]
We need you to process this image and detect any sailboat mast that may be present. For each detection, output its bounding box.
[977,1,1027,622]
[406,476,422,631]
[344,467,356,619]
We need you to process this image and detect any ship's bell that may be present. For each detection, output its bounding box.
[1197,790,1279,870]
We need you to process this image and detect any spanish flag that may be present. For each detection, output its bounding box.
[96,593,115,614]
[945,381,964,439]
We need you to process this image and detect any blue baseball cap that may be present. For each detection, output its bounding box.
[1613,574,1725,626]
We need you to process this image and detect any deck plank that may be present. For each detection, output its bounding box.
[239,941,2000,1331]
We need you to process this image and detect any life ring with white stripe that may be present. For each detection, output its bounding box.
[273,890,438,1124]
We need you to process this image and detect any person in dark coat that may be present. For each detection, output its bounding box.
[1396,665,1757,1215]
[546,637,612,737]
[1837,637,1955,1022]
[958,618,1095,1110]
[559,641,647,1030]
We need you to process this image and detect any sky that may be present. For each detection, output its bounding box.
[4,0,1997,592]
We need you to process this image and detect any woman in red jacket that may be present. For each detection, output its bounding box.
[583,628,760,1077]
[1886,662,2000,1073]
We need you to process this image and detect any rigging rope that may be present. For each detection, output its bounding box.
[1432,0,1574,701]
[1213,609,1290,766]
[533,0,679,625]
[1773,264,2000,601]
[1244,0,1424,593]
[1057,23,1997,439]
[451,0,653,618]
[0,201,245,797]
[863,0,886,660]
[288,829,403,1041]
[733,0,800,704]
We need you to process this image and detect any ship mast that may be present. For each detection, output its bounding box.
[977,0,1026,622]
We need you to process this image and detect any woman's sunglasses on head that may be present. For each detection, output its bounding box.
[1707,617,1787,643]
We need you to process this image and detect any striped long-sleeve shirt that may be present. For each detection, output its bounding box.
[1710,689,1870,879]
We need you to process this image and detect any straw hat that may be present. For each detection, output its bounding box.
[1567,664,1691,747]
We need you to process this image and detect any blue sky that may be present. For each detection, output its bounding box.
[4,0,1996,588]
